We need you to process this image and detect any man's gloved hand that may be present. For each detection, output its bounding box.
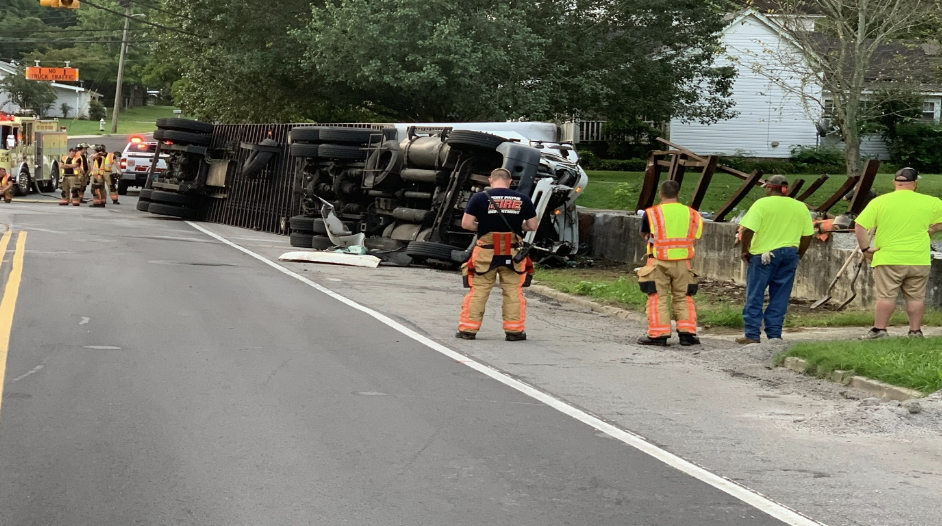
[761,251,775,265]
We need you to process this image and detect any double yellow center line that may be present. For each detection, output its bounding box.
[0,230,27,421]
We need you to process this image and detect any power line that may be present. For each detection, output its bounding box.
[132,1,196,23]
[79,0,204,39]
[0,29,152,34]
[0,39,159,44]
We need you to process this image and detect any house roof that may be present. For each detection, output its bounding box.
[0,60,88,93]
[733,0,822,14]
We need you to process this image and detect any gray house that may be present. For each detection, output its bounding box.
[0,60,96,118]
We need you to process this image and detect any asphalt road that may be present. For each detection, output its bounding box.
[0,199,801,525]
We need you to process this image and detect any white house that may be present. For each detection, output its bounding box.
[0,60,95,119]
[669,9,942,160]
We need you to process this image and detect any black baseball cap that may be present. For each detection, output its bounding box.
[895,167,920,182]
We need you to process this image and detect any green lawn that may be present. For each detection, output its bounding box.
[534,267,942,330]
[778,338,942,394]
[581,170,942,220]
[61,105,181,136]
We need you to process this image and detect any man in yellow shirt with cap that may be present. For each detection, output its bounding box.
[854,167,942,339]
[737,175,814,344]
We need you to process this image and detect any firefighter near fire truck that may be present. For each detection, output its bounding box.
[90,145,117,207]
[457,168,538,342]
[60,148,82,206]
[636,180,704,347]
[0,168,13,203]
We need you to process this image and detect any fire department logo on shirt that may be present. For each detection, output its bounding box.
[487,196,524,214]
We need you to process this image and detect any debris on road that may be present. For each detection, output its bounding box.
[278,251,381,268]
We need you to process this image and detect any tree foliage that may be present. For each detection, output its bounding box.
[295,0,736,124]
[150,0,351,123]
[760,0,942,178]
[0,67,57,116]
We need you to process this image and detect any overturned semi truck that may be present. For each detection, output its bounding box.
[137,120,588,265]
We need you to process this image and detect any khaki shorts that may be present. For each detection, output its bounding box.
[872,265,931,301]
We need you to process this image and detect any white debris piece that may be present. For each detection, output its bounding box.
[278,251,381,268]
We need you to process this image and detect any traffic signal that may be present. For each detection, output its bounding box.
[39,0,80,8]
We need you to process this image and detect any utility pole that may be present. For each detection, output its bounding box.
[110,0,132,134]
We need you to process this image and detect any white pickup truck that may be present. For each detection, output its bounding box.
[118,138,168,194]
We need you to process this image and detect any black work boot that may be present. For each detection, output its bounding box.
[679,333,701,346]
[505,331,527,342]
[636,335,669,346]
[455,331,476,340]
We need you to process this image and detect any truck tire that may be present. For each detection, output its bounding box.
[139,188,153,201]
[45,165,60,192]
[153,129,211,147]
[288,126,326,144]
[289,232,314,248]
[14,168,30,196]
[445,130,506,150]
[150,190,202,207]
[289,143,320,159]
[364,141,401,186]
[406,241,458,262]
[241,139,280,178]
[318,127,392,145]
[137,200,151,211]
[118,181,129,195]
[310,235,334,250]
[289,215,318,232]
[155,118,214,134]
[147,202,197,219]
[318,144,367,161]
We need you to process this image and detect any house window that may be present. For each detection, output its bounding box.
[922,101,937,122]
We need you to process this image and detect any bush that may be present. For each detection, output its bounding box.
[886,123,942,173]
[576,152,647,172]
[88,100,106,121]
[789,145,844,166]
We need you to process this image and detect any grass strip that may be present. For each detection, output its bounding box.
[62,106,182,136]
[533,268,942,329]
[777,338,942,394]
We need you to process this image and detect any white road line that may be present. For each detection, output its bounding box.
[186,221,827,526]
[79,317,90,325]
[10,364,43,384]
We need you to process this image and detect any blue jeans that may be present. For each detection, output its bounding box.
[743,247,799,340]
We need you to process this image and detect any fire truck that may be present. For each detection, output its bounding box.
[0,110,67,195]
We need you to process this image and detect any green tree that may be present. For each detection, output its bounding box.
[295,0,736,123]
[756,0,942,178]
[0,68,57,115]
[151,0,347,123]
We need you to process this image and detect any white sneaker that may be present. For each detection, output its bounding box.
[860,328,889,340]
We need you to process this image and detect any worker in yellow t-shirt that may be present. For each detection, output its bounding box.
[854,167,942,339]
[737,175,814,344]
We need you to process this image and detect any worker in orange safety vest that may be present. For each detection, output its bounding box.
[0,168,13,203]
[636,180,704,346]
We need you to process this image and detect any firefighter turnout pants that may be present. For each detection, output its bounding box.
[60,176,81,205]
[105,172,119,202]
[0,184,12,203]
[458,265,528,334]
[637,258,698,338]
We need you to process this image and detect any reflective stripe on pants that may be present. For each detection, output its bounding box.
[638,259,697,338]
[458,265,526,334]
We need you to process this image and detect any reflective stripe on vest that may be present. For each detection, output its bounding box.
[646,203,700,261]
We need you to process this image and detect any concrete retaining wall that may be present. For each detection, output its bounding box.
[578,211,942,309]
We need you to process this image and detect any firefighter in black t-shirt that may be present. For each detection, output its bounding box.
[456,168,538,341]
